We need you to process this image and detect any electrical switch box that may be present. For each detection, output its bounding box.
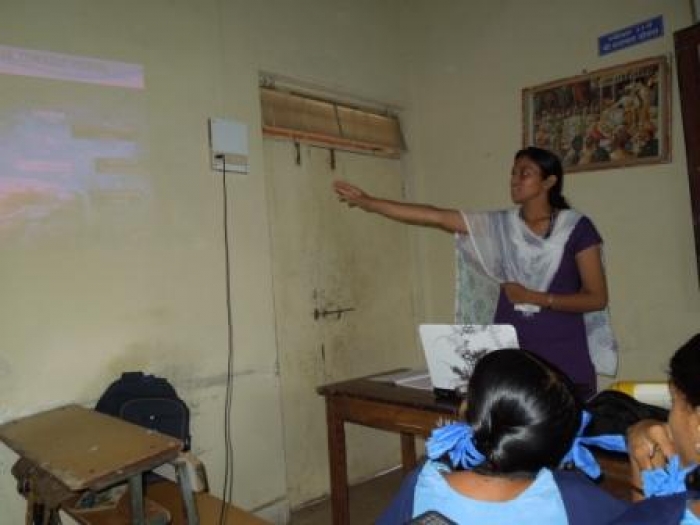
[208,117,249,173]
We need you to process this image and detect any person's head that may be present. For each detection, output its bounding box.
[667,333,700,466]
[464,349,581,476]
[512,147,570,209]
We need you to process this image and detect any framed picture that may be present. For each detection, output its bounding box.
[522,56,670,173]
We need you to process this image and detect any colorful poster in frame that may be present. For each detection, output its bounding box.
[522,56,670,172]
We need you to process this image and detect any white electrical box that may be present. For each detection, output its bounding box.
[208,117,249,173]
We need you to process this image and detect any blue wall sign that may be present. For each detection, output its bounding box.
[598,16,664,56]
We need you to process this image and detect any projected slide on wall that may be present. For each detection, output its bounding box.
[0,45,151,246]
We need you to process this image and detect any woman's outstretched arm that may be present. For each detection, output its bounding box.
[333,180,467,234]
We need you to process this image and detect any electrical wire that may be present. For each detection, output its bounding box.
[218,154,236,525]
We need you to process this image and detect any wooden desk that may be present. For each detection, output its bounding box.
[318,374,632,525]
[0,404,199,525]
[317,373,459,525]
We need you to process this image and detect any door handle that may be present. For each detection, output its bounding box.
[313,307,355,320]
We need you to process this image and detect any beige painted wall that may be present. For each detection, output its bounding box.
[399,0,699,386]
[1,1,699,522]
[0,0,407,522]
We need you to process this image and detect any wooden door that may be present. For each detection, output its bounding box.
[675,22,700,283]
[263,140,420,506]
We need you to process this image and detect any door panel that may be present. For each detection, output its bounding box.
[264,140,420,506]
[674,22,700,282]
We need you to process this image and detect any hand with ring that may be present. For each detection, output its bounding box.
[627,419,675,470]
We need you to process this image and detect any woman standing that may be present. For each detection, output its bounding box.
[333,147,616,399]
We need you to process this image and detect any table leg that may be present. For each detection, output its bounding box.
[400,432,417,474]
[325,398,349,525]
[128,474,145,525]
[174,460,200,524]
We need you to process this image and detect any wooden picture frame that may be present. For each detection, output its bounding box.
[674,23,700,284]
[522,56,670,173]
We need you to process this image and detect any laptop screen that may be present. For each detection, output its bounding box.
[419,324,519,396]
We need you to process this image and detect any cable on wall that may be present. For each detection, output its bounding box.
[217,154,236,525]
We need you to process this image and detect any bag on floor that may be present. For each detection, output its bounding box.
[95,371,191,450]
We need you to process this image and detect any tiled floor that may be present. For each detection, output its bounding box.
[289,469,404,525]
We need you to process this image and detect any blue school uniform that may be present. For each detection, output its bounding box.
[376,461,628,525]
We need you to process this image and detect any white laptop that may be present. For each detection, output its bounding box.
[419,324,519,398]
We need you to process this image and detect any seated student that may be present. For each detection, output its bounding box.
[620,333,700,524]
[376,349,628,525]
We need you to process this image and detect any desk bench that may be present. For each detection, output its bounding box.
[0,404,199,525]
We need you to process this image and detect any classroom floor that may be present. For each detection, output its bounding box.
[289,469,404,525]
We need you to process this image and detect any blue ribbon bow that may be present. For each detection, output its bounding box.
[426,422,486,469]
[642,455,697,497]
[560,411,628,479]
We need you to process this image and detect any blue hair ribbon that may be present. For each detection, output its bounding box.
[642,455,697,497]
[559,410,628,479]
[426,422,486,469]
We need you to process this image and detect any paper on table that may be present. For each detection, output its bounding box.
[371,369,432,390]
[396,373,432,390]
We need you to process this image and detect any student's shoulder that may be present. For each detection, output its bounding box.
[552,468,609,493]
[607,493,688,525]
[553,470,629,524]
[375,466,421,525]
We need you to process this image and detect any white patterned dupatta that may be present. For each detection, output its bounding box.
[455,208,618,376]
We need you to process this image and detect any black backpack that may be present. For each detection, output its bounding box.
[94,371,191,450]
[584,389,669,437]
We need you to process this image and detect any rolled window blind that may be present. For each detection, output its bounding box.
[260,87,404,158]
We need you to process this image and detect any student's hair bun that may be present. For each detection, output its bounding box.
[466,349,581,475]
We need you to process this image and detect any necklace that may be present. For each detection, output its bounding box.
[544,209,557,238]
[519,208,557,239]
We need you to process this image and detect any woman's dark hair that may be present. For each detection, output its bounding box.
[669,333,700,408]
[465,349,581,476]
[515,147,570,209]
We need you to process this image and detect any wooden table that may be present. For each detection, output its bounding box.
[317,372,458,525]
[318,373,632,525]
[0,404,199,525]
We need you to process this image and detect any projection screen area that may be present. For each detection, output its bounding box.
[0,45,150,248]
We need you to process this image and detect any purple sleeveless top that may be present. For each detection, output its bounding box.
[494,216,602,399]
